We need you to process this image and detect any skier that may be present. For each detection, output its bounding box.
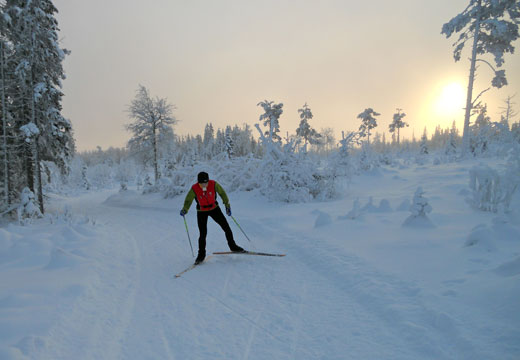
[180,171,244,264]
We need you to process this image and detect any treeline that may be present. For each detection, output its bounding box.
[0,0,73,215]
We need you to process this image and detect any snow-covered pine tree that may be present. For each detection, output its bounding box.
[3,0,73,214]
[257,100,283,144]
[442,0,520,153]
[357,108,380,146]
[126,85,177,183]
[388,108,408,145]
[420,129,429,155]
[202,123,215,159]
[17,186,42,223]
[445,123,458,157]
[0,35,10,210]
[296,103,321,149]
[225,126,234,158]
[402,187,434,228]
[470,103,492,155]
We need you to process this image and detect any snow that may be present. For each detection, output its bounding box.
[1,159,520,359]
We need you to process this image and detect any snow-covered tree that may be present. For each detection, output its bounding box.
[2,0,73,214]
[202,123,215,159]
[442,0,520,153]
[17,187,42,223]
[388,108,408,145]
[469,158,519,213]
[257,100,283,144]
[419,129,429,155]
[445,122,459,156]
[357,108,380,146]
[469,104,493,155]
[126,85,177,183]
[402,187,434,228]
[296,103,321,148]
[500,94,517,127]
[317,127,336,154]
[225,126,234,158]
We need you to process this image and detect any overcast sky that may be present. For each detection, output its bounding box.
[53,0,520,151]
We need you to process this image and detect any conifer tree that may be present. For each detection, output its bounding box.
[296,103,321,146]
[442,0,520,152]
[2,0,73,214]
[388,108,408,145]
[257,100,283,144]
[357,108,380,146]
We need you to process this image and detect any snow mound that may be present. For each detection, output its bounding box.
[339,198,363,220]
[464,224,497,252]
[376,199,393,212]
[314,211,333,228]
[362,197,378,212]
[402,215,435,228]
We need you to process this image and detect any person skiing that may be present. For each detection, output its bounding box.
[180,171,245,264]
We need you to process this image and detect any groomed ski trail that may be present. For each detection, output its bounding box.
[35,188,504,359]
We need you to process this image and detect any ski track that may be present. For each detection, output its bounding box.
[30,187,515,359]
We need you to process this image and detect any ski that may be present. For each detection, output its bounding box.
[213,250,286,257]
[174,256,212,278]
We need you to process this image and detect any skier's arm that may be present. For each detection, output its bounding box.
[182,188,196,213]
[215,182,230,208]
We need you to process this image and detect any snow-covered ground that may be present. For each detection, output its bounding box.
[1,158,519,359]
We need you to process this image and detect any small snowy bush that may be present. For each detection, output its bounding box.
[339,198,362,220]
[468,156,519,213]
[17,188,43,224]
[402,187,434,228]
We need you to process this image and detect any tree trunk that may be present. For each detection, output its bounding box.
[35,140,44,214]
[25,144,34,193]
[462,0,481,153]
[0,42,9,207]
[152,121,158,183]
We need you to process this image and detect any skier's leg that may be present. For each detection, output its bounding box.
[196,211,209,262]
[210,207,243,252]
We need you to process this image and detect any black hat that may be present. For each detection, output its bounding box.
[197,171,209,183]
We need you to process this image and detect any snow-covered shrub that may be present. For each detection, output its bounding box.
[115,159,137,185]
[464,224,497,252]
[362,197,378,212]
[41,161,66,193]
[468,157,519,213]
[162,168,196,198]
[402,187,434,228]
[143,177,172,195]
[339,198,362,220]
[313,210,332,228]
[17,188,42,224]
[87,163,113,189]
[250,127,337,203]
[377,199,393,212]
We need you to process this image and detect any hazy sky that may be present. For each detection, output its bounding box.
[53,0,520,151]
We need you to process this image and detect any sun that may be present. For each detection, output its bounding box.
[433,82,466,119]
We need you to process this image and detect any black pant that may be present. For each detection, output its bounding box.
[197,206,236,256]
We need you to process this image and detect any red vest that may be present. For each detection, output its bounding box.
[192,180,217,211]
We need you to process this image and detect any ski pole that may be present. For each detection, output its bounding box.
[183,215,195,257]
[231,215,251,242]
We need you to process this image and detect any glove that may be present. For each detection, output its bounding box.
[226,206,232,216]
[180,209,187,216]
